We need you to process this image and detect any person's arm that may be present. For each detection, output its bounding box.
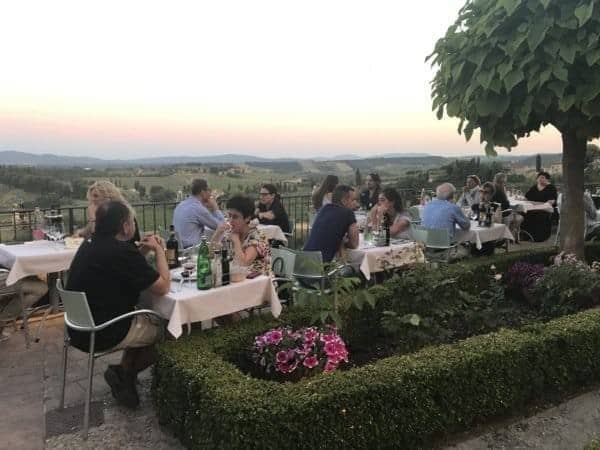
[454,206,471,230]
[195,203,224,230]
[345,223,359,249]
[141,235,170,296]
[390,216,410,236]
[546,185,558,206]
[230,233,259,266]
[209,222,231,247]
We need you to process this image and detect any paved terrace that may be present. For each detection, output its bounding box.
[4,239,600,449]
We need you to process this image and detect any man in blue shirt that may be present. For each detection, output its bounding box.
[173,179,224,248]
[422,183,470,241]
[304,185,359,262]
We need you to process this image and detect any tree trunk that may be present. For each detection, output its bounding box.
[560,131,587,259]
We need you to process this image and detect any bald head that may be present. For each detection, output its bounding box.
[436,183,456,201]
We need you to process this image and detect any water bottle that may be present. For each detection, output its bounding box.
[196,236,212,290]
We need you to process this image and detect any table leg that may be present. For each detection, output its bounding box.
[34,272,62,342]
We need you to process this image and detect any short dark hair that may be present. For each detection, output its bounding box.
[191,179,209,196]
[332,185,354,205]
[226,194,255,219]
[94,201,132,237]
[261,183,277,195]
[537,171,551,181]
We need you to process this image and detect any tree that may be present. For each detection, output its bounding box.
[355,168,362,187]
[428,0,600,257]
[536,154,543,172]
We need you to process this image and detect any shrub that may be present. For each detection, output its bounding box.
[154,309,600,450]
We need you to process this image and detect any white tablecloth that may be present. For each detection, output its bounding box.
[347,238,425,280]
[257,225,288,245]
[0,241,78,285]
[509,199,554,214]
[455,222,514,249]
[140,275,282,338]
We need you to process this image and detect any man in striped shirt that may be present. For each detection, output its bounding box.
[422,183,470,241]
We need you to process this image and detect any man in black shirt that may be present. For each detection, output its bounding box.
[304,185,359,262]
[67,201,170,408]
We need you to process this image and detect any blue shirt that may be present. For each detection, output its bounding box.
[172,196,224,248]
[304,204,356,262]
[421,199,470,240]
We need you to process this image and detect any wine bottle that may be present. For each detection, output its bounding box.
[196,236,212,290]
[221,247,230,286]
[166,225,179,269]
[383,212,391,246]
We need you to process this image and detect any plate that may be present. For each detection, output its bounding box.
[171,268,197,281]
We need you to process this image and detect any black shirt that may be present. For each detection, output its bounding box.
[66,235,159,352]
[258,199,290,233]
[491,189,511,217]
[360,188,381,210]
[304,204,356,262]
[525,184,558,204]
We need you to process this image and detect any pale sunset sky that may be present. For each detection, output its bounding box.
[0,0,561,159]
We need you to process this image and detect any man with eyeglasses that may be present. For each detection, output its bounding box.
[172,179,224,248]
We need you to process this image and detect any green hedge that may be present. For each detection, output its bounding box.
[153,244,600,449]
[154,308,600,449]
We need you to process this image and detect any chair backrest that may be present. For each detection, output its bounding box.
[56,279,96,330]
[271,247,296,278]
[408,206,421,222]
[293,250,325,277]
[286,220,295,236]
[411,224,453,248]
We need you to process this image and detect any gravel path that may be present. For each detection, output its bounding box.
[45,379,183,450]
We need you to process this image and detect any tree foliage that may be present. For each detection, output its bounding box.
[428,0,600,154]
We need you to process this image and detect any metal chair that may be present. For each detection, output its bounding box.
[270,247,297,306]
[0,269,31,347]
[283,220,295,242]
[411,224,457,263]
[56,279,163,439]
[292,250,348,295]
[408,206,421,224]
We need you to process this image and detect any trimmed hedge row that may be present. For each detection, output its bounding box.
[154,308,600,449]
[153,244,600,449]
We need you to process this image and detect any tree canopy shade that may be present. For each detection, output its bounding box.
[428,0,600,257]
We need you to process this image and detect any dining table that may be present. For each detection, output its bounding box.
[0,240,79,286]
[455,221,514,249]
[140,273,282,338]
[508,198,554,214]
[346,235,425,280]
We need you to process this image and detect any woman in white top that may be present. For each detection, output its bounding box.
[369,188,411,239]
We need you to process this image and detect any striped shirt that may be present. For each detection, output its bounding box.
[421,199,470,240]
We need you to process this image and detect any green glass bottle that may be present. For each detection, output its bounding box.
[196,236,212,290]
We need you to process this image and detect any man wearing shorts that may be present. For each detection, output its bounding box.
[67,201,170,408]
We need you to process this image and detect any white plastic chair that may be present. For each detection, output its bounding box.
[56,279,163,439]
[411,224,458,263]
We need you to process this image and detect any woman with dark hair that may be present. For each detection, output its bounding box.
[369,187,411,239]
[360,173,382,210]
[256,184,290,233]
[312,175,339,210]
[212,194,271,275]
[522,171,558,241]
[67,201,170,409]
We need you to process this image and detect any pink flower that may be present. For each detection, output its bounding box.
[266,329,283,345]
[320,333,338,343]
[303,329,318,341]
[276,351,288,363]
[328,354,342,364]
[324,341,338,355]
[323,361,337,373]
[303,355,319,369]
[277,360,298,373]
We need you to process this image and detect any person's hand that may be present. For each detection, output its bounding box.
[140,235,164,253]
[230,232,241,245]
[261,211,275,220]
[463,186,469,193]
[204,196,219,212]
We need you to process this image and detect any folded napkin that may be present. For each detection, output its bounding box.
[65,237,84,249]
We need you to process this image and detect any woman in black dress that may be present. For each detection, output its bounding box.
[522,171,557,242]
[256,184,290,233]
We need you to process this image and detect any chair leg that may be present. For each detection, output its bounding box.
[83,332,95,440]
[59,324,70,409]
[19,290,31,349]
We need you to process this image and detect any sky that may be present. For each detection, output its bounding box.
[0,0,562,160]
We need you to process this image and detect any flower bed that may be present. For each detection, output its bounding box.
[153,243,600,449]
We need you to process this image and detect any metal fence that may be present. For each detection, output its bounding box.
[0,189,424,248]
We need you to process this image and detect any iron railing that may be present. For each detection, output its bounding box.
[0,189,424,247]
